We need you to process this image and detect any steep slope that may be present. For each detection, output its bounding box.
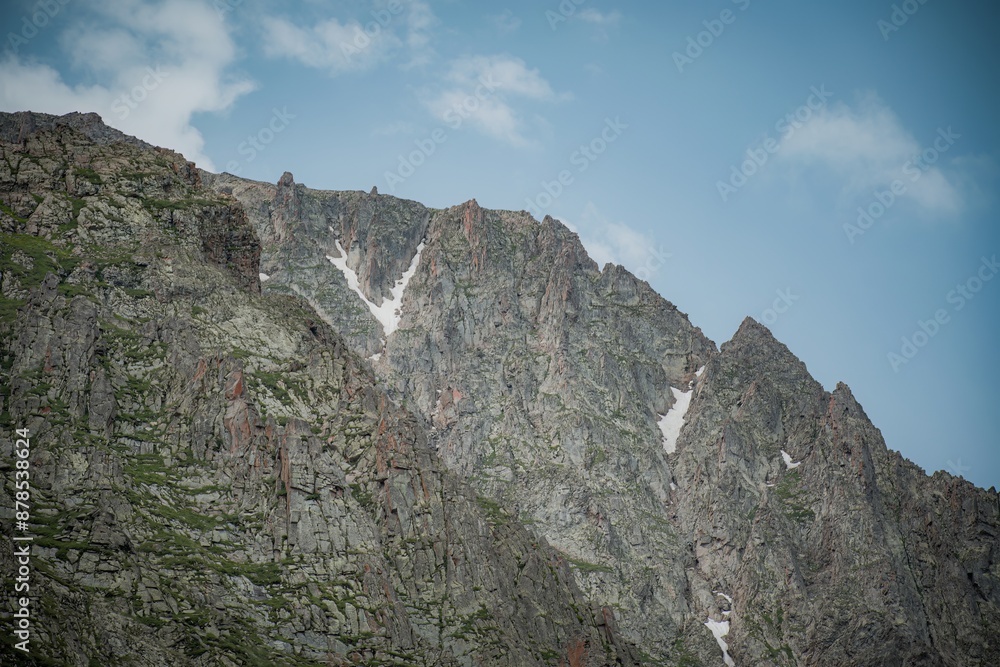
[672,318,1000,666]
[201,171,721,662]
[205,167,1000,665]
[0,112,638,666]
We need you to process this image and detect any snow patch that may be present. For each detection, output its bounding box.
[327,240,425,337]
[259,272,270,282]
[670,482,677,491]
[656,368,705,455]
[369,352,382,362]
[657,387,692,454]
[705,618,736,667]
[781,450,802,469]
[716,592,734,605]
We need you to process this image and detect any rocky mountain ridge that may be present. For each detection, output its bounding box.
[0,111,638,666]
[1,110,998,666]
[203,163,1000,665]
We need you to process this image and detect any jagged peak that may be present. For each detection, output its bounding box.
[832,381,855,401]
[277,171,295,188]
[734,315,771,338]
[725,316,795,355]
[719,316,821,397]
[540,213,574,234]
[829,380,880,428]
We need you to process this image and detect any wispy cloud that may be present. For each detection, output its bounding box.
[578,8,621,26]
[777,94,964,216]
[564,202,655,272]
[423,54,566,147]
[260,1,435,75]
[0,0,254,170]
[577,8,621,40]
[400,0,437,68]
[260,15,400,74]
[489,9,521,34]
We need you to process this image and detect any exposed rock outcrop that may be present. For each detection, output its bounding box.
[0,112,638,666]
[1,110,996,666]
[204,163,1000,666]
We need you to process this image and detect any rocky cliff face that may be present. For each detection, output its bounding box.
[0,112,638,666]
[200,166,1000,666]
[2,111,997,667]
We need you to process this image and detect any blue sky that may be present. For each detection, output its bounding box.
[2,0,998,489]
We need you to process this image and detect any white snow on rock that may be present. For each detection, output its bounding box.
[657,367,704,455]
[327,239,425,337]
[658,388,691,454]
[781,450,802,469]
[714,591,734,616]
[705,618,736,667]
[259,272,270,282]
[369,352,382,362]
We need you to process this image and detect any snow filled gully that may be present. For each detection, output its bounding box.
[658,366,705,454]
[705,591,737,666]
[327,239,426,338]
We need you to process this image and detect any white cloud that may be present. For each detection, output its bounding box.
[777,95,963,216]
[424,54,565,147]
[445,55,559,100]
[489,9,522,34]
[260,1,435,74]
[402,1,437,68]
[0,0,255,170]
[576,8,621,40]
[564,202,663,275]
[260,16,399,73]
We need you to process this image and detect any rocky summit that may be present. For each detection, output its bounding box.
[1,111,998,666]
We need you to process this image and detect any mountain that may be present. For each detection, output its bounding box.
[202,166,1000,666]
[0,112,638,666]
[1,110,998,666]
